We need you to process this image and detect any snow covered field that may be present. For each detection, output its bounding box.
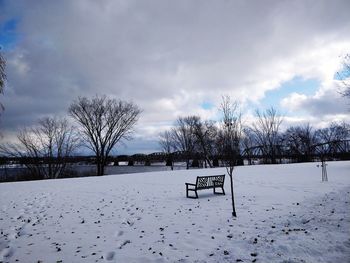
[0,161,349,263]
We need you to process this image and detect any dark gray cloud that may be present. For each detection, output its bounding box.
[302,96,349,117]
[1,0,350,152]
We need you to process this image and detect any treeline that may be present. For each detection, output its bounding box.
[1,94,349,181]
[159,107,350,169]
[0,95,141,180]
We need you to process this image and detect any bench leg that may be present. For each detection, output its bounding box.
[187,192,198,199]
[188,190,198,199]
[186,185,198,199]
[213,186,225,195]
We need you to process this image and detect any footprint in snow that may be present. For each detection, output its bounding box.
[115,230,124,237]
[118,240,131,249]
[104,251,115,261]
[122,219,134,226]
[0,247,14,260]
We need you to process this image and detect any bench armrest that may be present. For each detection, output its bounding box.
[185,183,196,186]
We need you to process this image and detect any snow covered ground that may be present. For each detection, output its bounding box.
[0,161,349,263]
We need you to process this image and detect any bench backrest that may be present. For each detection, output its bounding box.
[196,175,225,189]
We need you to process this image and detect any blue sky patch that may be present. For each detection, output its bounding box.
[243,76,320,117]
[201,101,214,110]
[334,66,350,80]
[0,18,20,51]
[258,76,320,114]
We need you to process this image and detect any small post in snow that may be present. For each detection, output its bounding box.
[321,159,328,182]
[317,158,328,182]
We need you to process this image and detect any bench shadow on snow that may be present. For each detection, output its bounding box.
[184,191,227,199]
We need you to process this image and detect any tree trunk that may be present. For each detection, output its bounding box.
[96,156,102,176]
[48,160,52,179]
[96,163,101,176]
[101,164,105,176]
[100,156,107,176]
[229,174,237,217]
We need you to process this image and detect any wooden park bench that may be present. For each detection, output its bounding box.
[185,175,225,199]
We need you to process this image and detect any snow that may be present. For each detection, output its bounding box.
[0,161,349,262]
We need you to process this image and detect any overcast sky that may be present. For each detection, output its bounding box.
[0,0,349,154]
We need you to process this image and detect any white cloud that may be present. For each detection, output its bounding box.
[281,93,308,111]
[281,80,349,116]
[1,0,350,152]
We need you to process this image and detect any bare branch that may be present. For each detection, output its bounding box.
[0,117,78,179]
[251,107,283,164]
[220,95,243,217]
[0,51,6,115]
[68,95,141,175]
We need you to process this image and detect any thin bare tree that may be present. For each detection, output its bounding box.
[251,107,283,164]
[283,123,317,162]
[314,122,350,157]
[0,51,6,115]
[0,117,78,179]
[192,117,218,168]
[242,127,256,165]
[159,130,175,169]
[220,95,243,217]
[171,116,197,169]
[69,95,141,176]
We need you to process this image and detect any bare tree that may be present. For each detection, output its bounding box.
[314,122,350,182]
[0,51,6,115]
[0,117,78,179]
[171,116,197,169]
[159,130,174,169]
[251,107,283,164]
[314,122,350,156]
[242,127,256,165]
[159,130,173,155]
[69,95,141,176]
[283,124,317,162]
[192,117,218,168]
[220,95,243,217]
